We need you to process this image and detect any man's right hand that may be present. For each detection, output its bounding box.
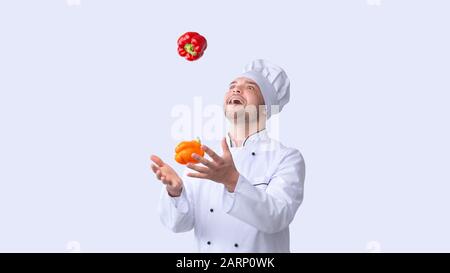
[150,155,183,197]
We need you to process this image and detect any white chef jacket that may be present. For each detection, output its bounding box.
[158,129,305,252]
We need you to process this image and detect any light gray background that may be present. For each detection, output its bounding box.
[0,0,449,252]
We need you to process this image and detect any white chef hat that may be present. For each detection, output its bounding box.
[239,59,290,119]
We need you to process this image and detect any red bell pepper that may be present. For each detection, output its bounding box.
[177,32,207,61]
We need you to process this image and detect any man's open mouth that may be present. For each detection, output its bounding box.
[227,96,246,105]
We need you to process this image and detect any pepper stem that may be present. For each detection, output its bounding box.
[184,43,197,56]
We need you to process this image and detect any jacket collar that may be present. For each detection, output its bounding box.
[226,129,269,148]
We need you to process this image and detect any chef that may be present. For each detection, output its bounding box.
[150,59,305,252]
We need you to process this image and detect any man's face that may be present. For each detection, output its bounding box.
[224,77,265,121]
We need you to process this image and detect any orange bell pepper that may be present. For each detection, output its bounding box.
[174,138,205,165]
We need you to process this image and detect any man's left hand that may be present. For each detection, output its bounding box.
[186,138,239,192]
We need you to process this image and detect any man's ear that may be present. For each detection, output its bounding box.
[258,105,267,121]
[258,89,266,106]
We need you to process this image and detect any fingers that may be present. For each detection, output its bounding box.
[155,170,162,180]
[187,172,208,179]
[221,137,231,154]
[187,162,209,173]
[161,176,171,185]
[150,154,165,167]
[192,153,214,167]
[201,145,223,163]
[156,169,172,186]
[151,157,175,186]
[151,164,160,174]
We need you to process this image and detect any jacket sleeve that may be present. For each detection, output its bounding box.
[222,149,306,234]
[158,174,195,233]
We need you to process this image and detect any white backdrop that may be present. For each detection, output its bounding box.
[0,0,449,252]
